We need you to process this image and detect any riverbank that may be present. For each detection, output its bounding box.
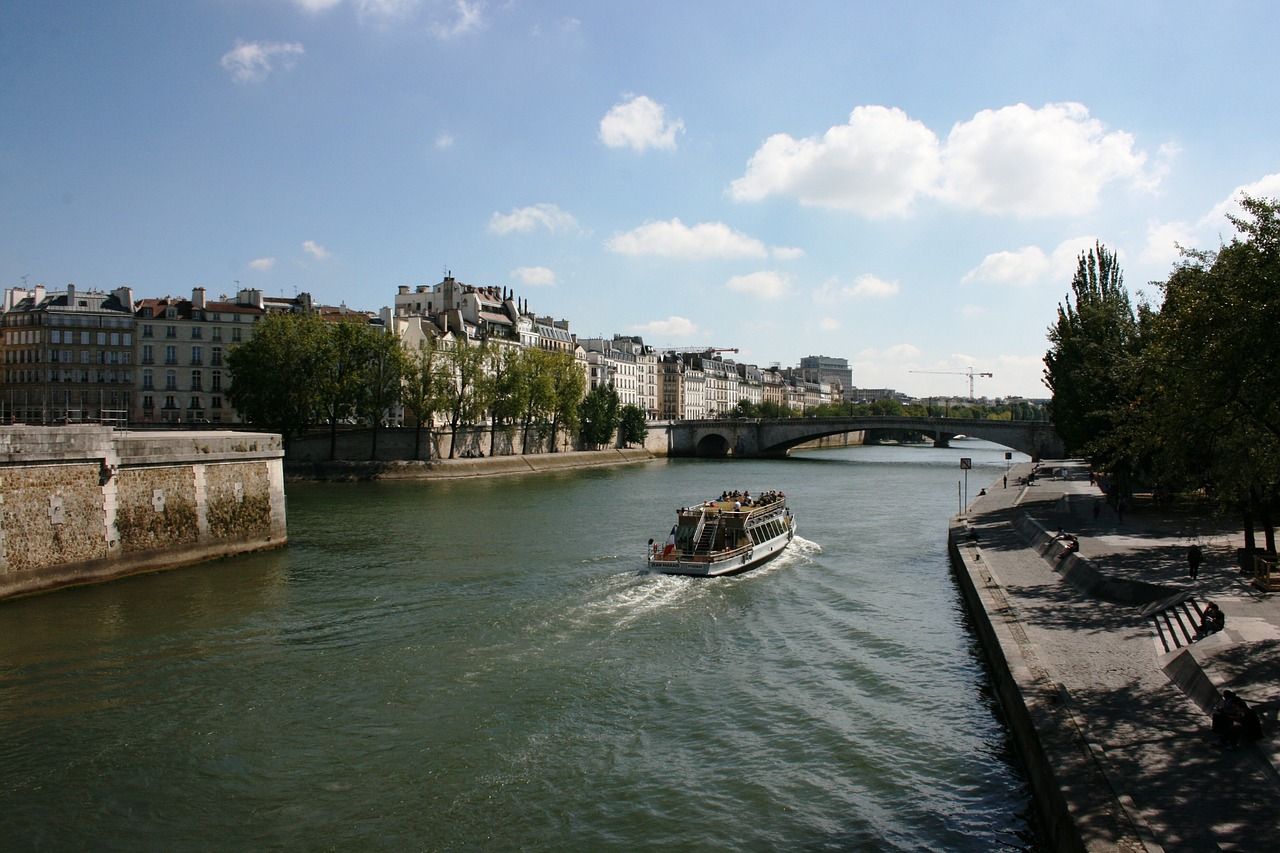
[284,447,656,482]
[950,460,1280,851]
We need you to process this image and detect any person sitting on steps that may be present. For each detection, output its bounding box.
[1195,601,1225,639]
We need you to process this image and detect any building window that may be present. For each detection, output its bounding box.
[211,371,222,392]
[142,325,154,338]
[191,327,202,339]
[190,345,202,365]
[166,325,177,338]
[142,369,153,390]
[191,370,202,391]
[211,346,223,366]
[211,327,222,341]
[165,370,177,390]
[142,344,153,364]
[165,346,177,365]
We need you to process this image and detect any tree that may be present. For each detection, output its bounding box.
[318,320,381,461]
[485,344,523,457]
[358,330,407,460]
[401,335,450,461]
[580,382,620,449]
[1043,242,1137,456]
[442,337,489,458]
[226,311,327,449]
[514,348,555,454]
[545,350,585,453]
[618,404,648,447]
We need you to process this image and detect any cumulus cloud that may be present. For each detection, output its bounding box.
[725,271,793,300]
[772,246,805,260]
[489,203,581,235]
[220,39,305,84]
[961,246,1048,287]
[248,257,276,271]
[429,0,485,38]
[511,266,556,286]
[962,236,1100,288]
[732,102,1158,218]
[435,132,454,149]
[729,105,941,216]
[630,316,701,338]
[1143,172,1280,267]
[814,274,899,302]
[599,95,683,152]
[290,0,343,11]
[818,317,841,332]
[938,102,1149,216]
[302,240,332,260]
[605,218,767,259]
[858,343,921,361]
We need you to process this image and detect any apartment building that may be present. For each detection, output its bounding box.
[1,284,136,424]
[134,288,265,424]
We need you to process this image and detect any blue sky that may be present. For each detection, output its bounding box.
[4,1,1279,399]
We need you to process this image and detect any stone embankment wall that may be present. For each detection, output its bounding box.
[0,426,286,601]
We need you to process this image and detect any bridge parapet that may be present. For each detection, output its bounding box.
[668,416,1063,460]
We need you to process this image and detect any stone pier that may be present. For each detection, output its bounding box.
[0,426,286,601]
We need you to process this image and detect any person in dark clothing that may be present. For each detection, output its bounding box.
[1188,544,1204,579]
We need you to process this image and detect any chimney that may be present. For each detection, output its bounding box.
[66,283,75,303]
[398,285,409,295]
[192,287,206,309]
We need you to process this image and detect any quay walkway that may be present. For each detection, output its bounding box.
[950,460,1280,852]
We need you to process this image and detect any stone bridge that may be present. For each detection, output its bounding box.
[666,416,1064,460]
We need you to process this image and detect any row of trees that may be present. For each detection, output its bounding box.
[226,314,647,460]
[724,398,1047,421]
[1044,196,1280,553]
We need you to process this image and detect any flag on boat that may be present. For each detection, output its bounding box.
[662,525,676,557]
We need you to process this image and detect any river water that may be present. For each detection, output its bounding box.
[1,440,1040,851]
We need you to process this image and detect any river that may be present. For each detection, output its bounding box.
[0,440,1041,851]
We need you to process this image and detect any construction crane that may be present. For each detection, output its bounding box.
[909,367,993,401]
[652,346,739,356]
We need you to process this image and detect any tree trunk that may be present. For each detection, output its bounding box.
[369,421,380,461]
[413,422,423,460]
[328,417,339,461]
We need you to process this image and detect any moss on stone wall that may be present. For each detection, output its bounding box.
[115,497,199,551]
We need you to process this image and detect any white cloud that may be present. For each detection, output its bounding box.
[599,95,683,152]
[511,266,556,286]
[429,0,485,38]
[814,273,899,302]
[630,316,701,338]
[489,203,581,235]
[772,246,805,260]
[961,246,1048,287]
[818,317,841,332]
[290,0,343,11]
[938,102,1150,216]
[248,257,276,271]
[220,39,305,84]
[606,218,767,259]
[1139,173,1280,270]
[725,271,793,300]
[960,305,986,318]
[435,132,454,149]
[302,240,332,260]
[731,102,1158,218]
[729,105,941,216]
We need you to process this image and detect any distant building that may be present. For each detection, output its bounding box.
[797,355,852,400]
[1,283,136,425]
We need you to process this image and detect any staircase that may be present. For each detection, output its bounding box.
[1151,597,1204,653]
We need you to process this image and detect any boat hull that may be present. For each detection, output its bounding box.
[648,517,796,577]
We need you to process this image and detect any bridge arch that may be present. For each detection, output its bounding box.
[695,432,730,458]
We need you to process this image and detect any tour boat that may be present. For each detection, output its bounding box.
[647,490,796,577]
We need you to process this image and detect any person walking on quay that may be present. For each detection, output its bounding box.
[1188,543,1204,579]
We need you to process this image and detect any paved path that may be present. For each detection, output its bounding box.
[958,461,1280,852]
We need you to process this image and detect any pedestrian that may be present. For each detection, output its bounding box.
[1188,543,1203,579]
[1092,501,1101,520]
[1003,474,1008,489]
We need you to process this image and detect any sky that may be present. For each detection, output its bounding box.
[4,1,1280,400]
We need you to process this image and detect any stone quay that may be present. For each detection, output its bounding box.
[951,459,1280,851]
[1,426,286,601]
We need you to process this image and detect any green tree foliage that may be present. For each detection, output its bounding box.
[442,337,489,459]
[546,350,586,452]
[226,311,328,448]
[358,330,407,460]
[513,348,555,454]
[1043,242,1137,456]
[618,404,648,447]
[485,345,524,457]
[318,320,384,461]
[401,335,450,461]
[579,382,621,449]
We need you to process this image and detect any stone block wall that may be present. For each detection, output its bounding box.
[0,426,286,601]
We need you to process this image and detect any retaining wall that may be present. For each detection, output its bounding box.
[0,426,286,601]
